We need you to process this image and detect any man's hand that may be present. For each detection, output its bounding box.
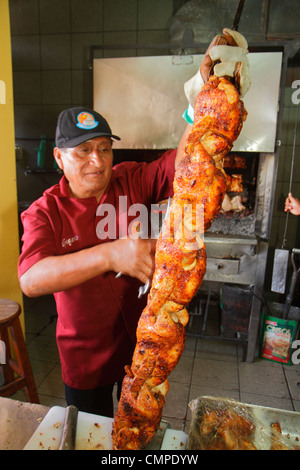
[109,238,156,285]
[200,34,228,83]
[184,35,227,108]
[285,193,300,216]
[208,28,251,97]
[184,28,251,108]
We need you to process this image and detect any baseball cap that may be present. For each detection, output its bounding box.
[55,107,121,148]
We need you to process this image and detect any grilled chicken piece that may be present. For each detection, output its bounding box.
[223,154,246,169]
[222,194,245,212]
[112,76,247,450]
[198,408,256,450]
[225,174,243,192]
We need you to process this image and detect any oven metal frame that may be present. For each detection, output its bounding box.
[190,40,289,361]
[193,152,277,362]
[91,42,294,362]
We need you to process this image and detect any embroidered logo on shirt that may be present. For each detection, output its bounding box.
[62,235,79,248]
[76,112,98,130]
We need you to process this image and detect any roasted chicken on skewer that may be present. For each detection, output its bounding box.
[112,28,249,449]
[112,74,247,450]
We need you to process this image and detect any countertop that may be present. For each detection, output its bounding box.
[0,397,49,450]
[0,397,187,450]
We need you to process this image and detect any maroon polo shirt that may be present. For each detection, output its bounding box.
[18,150,176,389]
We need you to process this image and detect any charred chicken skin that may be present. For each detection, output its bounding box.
[112,76,247,450]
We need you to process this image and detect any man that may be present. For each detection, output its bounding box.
[19,108,178,417]
[18,29,249,417]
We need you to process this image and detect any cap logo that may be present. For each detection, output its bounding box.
[76,111,98,130]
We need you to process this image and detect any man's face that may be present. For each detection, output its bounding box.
[54,137,113,201]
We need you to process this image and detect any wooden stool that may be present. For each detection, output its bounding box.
[0,298,39,403]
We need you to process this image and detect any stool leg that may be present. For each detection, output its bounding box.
[0,327,14,384]
[9,318,39,404]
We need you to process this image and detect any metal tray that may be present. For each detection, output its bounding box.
[188,396,300,450]
[250,403,300,449]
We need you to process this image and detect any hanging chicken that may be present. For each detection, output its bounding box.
[112,28,250,450]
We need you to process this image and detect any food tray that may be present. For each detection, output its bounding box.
[23,406,114,450]
[160,429,188,450]
[24,406,174,450]
[188,396,300,450]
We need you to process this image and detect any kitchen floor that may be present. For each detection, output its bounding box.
[10,294,300,434]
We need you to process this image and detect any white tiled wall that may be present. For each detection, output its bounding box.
[9,0,300,294]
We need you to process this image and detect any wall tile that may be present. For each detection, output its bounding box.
[281,105,300,146]
[104,0,137,32]
[14,105,43,139]
[42,70,72,105]
[11,35,40,71]
[71,33,103,69]
[269,0,300,34]
[16,167,53,202]
[9,0,39,35]
[40,34,71,70]
[13,71,42,105]
[271,178,300,251]
[72,70,92,107]
[42,104,72,140]
[286,66,300,88]
[273,179,292,215]
[71,0,104,32]
[270,213,299,252]
[137,30,171,56]
[39,0,71,34]
[138,0,174,30]
[103,31,138,57]
[277,145,300,184]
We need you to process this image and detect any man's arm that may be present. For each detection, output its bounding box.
[19,237,156,297]
[175,123,192,169]
[174,35,216,168]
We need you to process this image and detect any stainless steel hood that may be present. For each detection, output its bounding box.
[93,52,282,152]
